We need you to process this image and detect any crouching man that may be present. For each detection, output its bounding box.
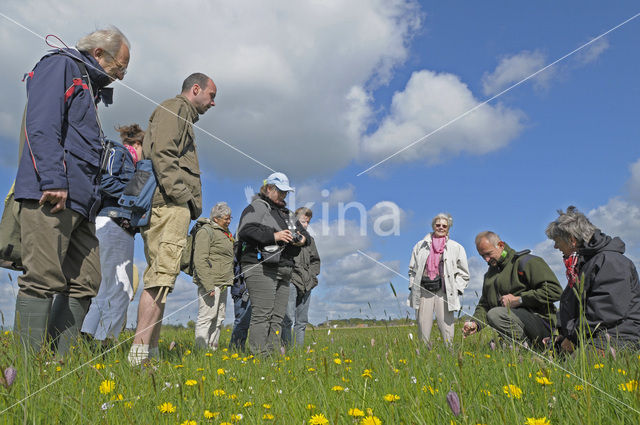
[462,231,562,348]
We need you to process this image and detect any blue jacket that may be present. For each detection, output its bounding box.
[15,48,113,220]
[98,142,135,219]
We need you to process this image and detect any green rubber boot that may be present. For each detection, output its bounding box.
[14,295,52,354]
[48,295,90,358]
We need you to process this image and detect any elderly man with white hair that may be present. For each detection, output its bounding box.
[192,202,234,350]
[12,26,130,356]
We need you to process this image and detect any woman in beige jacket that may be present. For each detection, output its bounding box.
[408,213,469,346]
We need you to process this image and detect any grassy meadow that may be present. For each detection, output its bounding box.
[0,323,639,424]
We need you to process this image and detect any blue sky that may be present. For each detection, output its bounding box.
[0,1,639,328]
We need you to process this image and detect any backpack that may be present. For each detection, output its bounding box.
[117,159,157,227]
[0,184,23,271]
[180,218,214,276]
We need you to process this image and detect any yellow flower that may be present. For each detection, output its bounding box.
[213,389,226,396]
[333,358,342,365]
[231,413,243,421]
[228,394,238,400]
[306,403,316,410]
[158,402,176,413]
[399,359,407,364]
[185,379,198,386]
[422,385,438,395]
[263,404,272,409]
[180,421,196,425]
[361,369,373,379]
[99,380,115,394]
[593,363,604,369]
[308,367,316,372]
[56,366,62,372]
[383,394,400,402]
[220,423,233,425]
[263,413,274,420]
[618,369,627,375]
[217,368,226,375]
[502,384,523,399]
[619,380,638,392]
[525,418,550,425]
[331,385,344,392]
[204,410,215,419]
[344,359,352,364]
[184,350,192,355]
[360,416,382,425]
[243,402,253,407]
[348,408,365,417]
[174,364,184,368]
[535,377,553,386]
[124,401,133,409]
[205,353,213,357]
[93,363,105,370]
[309,413,329,425]
[574,385,584,391]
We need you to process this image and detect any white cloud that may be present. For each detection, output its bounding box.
[481,50,552,96]
[627,158,640,203]
[574,38,609,65]
[588,198,640,259]
[360,70,525,165]
[0,0,422,179]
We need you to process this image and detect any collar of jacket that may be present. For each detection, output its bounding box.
[421,232,448,249]
[175,95,200,123]
[258,193,287,210]
[493,242,515,271]
[58,48,114,105]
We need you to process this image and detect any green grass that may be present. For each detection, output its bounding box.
[0,324,639,424]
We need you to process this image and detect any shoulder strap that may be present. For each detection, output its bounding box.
[515,250,533,280]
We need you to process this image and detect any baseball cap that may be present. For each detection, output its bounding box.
[265,172,294,192]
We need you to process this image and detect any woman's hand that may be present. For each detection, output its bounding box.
[292,233,306,247]
[274,229,293,243]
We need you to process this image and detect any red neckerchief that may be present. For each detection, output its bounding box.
[222,229,234,242]
[564,252,580,288]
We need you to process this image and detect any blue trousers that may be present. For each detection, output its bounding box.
[281,285,312,347]
[229,296,251,351]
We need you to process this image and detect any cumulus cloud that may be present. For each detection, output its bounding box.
[626,158,640,203]
[588,198,640,259]
[0,0,422,179]
[481,50,552,96]
[360,70,525,165]
[574,37,609,65]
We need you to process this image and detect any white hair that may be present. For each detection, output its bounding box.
[431,212,453,230]
[76,26,130,57]
[210,202,231,219]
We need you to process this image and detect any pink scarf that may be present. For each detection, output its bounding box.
[125,145,139,165]
[425,235,447,280]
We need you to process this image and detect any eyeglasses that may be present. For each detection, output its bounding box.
[103,50,128,76]
[434,224,448,228]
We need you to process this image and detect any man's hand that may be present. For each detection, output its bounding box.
[39,189,68,213]
[462,321,477,337]
[501,294,521,308]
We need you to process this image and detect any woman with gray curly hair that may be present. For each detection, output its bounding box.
[192,202,234,350]
[408,213,469,346]
[546,206,640,353]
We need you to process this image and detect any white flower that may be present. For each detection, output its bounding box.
[411,376,417,384]
[101,402,113,410]
[408,333,414,341]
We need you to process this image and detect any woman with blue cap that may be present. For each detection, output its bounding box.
[236,172,310,356]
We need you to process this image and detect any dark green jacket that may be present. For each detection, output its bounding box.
[472,243,562,330]
[143,95,202,219]
[291,236,321,293]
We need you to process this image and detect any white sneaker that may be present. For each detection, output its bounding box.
[128,344,150,366]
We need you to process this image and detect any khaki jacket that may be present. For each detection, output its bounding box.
[193,220,235,292]
[291,236,321,293]
[143,95,202,219]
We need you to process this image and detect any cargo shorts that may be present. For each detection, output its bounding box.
[140,203,190,295]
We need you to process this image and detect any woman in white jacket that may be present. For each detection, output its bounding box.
[408,213,469,346]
